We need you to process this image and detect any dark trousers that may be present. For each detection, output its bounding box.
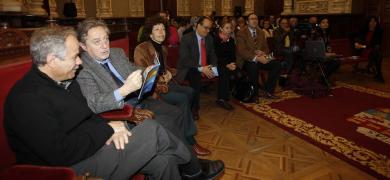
[244,60,281,95]
[217,65,233,100]
[71,120,190,180]
[185,68,202,110]
[161,83,197,145]
[323,59,341,80]
[367,49,383,79]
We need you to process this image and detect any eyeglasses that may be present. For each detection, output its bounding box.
[200,24,212,31]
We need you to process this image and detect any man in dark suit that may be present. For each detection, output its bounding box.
[177,16,218,118]
[236,13,281,101]
[4,27,191,180]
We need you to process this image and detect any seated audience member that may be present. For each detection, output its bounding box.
[314,17,341,85]
[355,16,384,83]
[182,16,199,36]
[274,17,298,74]
[236,13,281,102]
[262,19,274,38]
[75,18,224,179]
[4,27,191,180]
[177,16,218,118]
[177,17,190,41]
[167,17,180,47]
[213,20,237,110]
[236,16,247,31]
[134,15,211,156]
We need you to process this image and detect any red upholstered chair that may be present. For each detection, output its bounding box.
[111,37,130,57]
[0,59,144,180]
[0,60,78,180]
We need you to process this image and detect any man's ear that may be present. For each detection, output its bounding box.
[79,42,87,51]
[46,53,57,68]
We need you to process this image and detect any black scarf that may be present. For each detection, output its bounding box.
[151,40,165,74]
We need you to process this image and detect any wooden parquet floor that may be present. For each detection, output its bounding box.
[194,60,390,180]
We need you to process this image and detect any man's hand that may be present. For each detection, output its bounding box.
[256,55,270,64]
[163,70,173,82]
[168,68,177,76]
[201,66,215,79]
[226,62,236,71]
[354,42,366,49]
[118,69,142,97]
[254,50,266,56]
[107,121,132,150]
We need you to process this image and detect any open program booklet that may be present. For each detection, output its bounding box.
[137,53,161,101]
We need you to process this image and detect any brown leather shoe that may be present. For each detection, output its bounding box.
[192,143,211,156]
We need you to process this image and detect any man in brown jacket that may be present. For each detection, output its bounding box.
[236,13,281,101]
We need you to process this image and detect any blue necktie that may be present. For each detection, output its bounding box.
[101,62,124,87]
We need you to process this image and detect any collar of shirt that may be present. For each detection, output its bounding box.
[57,80,72,90]
[95,58,110,65]
[195,31,203,42]
[248,27,257,34]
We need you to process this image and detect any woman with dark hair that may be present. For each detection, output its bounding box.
[355,16,384,83]
[133,15,211,156]
[316,17,341,84]
[213,20,237,110]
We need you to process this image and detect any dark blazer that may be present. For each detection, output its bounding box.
[236,26,269,68]
[176,31,218,80]
[77,48,140,113]
[4,66,113,166]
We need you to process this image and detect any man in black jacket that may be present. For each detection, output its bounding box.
[4,27,191,180]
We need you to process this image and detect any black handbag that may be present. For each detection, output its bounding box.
[232,76,255,103]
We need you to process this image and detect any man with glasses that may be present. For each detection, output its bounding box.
[177,16,218,120]
[236,13,281,102]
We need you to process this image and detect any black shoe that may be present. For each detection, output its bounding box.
[375,75,385,83]
[182,159,225,180]
[263,92,281,99]
[199,159,225,179]
[215,99,234,110]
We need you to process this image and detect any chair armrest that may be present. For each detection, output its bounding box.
[0,165,76,180]
[99,104,133,121]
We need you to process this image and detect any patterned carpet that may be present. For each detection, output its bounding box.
[195,82,387,180]
[233,82,390,179]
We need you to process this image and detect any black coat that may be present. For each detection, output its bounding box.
[4,66,113,166]
[213,34,236,67]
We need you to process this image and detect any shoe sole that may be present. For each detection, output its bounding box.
[205,164,225,180]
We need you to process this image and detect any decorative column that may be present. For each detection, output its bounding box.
[1,0,23,12]
[243,0,254,15]
[128,0,144,17]
[75,0,86,18]
[281,0,293,15]
[221,0,233,16]
[96,0,113,17]
[48,0,58,18]
[26,0,47,16]
[177,0,190,16]
[201,0,215,16]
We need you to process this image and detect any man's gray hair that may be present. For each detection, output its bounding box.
[30,27,77,66]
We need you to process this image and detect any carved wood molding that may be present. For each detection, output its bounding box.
[283,0,353,15]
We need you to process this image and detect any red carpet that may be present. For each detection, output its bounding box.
[235,83,390,179]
